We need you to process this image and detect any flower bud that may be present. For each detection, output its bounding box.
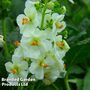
[69,0,74,4]
[0,35,4,47]
[47,1,54,9]
[60,6,66,14]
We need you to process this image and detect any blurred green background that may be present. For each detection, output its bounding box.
[0,0,90,90]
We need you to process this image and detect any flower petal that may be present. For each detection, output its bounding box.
[29,62,38,74]
[7,74,19,85]
[24,6,37,18]
[20,61,28,70]
[35,67,44,80]
[19,71,28,78]
[5,62,14,72]
[16,14,27,27]
[52,13,65,22]
[23,46,40,59]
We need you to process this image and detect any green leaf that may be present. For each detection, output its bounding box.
[82,0,90,12]
[69,65,84,74]
[83,68,90,90]
[76,79,83,90]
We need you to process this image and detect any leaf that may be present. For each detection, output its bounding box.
[69,65,84,74]
[77,38,90,45]
[83,68,90,90]
[76,79,83,90]
[82,0,90,12]
[9,0,25,18]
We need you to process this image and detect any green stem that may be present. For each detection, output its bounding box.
[64,74,71,90]
[18,86,23,90]
[18,81,23,90]
[2,18,9,57]
[52,84,59,90]
[40,0,48,29]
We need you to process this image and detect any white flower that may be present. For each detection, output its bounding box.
[52,13,66,34]
[16,1,39,35]
[5,61,28,80]
[12,46,30,63]
[21,29,52,59]
[29,56,45,80]
[43,69,66,85]
[0,35,4,47]
[43,51,66,85]
[29,50,66,81]
[54,35,70,59]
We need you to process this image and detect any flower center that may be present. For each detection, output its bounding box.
[56,41,64,48]
[31,40,39,46]
[38,60,49,68]
[14,41,20,46]
[41,64,49,68]
[11,69,17,74]
[30,38,40,46]
[22,17,29,25]
[55,22,63,29]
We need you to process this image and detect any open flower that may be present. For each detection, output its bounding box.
[43,69,66,85]
[21,29,52,59]
[12,46,30,63]
[43,51,66,85]
[5,61,28,79]
[52,13,66,34]
[29,50,66,82]
[29,56,45,80]
[5,61,28,77]
[54,35,70,59]
[16,0,39,35]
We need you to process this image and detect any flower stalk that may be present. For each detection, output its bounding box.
[2,18,9,58]
[64,74,71,90]
[40,0,48,29]
[5,0,70,87]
